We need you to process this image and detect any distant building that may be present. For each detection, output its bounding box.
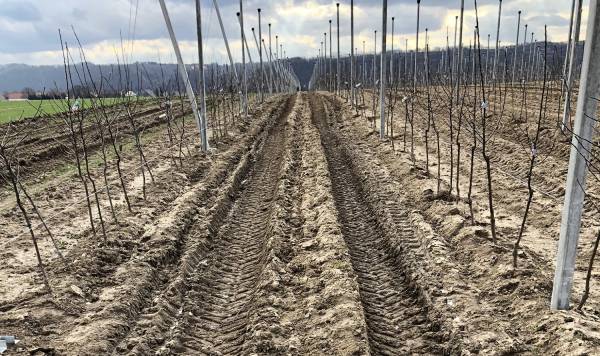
[71,98,82,112]
[4,92,27,101]
[125,91,137,97]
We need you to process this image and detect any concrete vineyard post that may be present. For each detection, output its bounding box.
[520,24,528,81]
[404,39,408,85]
[239,0,248,118]
[324,32,327,90]
[351,0,355,107]
[456,0,464,104]
[329,20,333,91]
[552,0,600,311]
[453,16,458,87]
[380,0,387,140]
[414,1,420,93]
[485,34,490,85]
[237,14,253,66]
[562,0,584,132]
[391,17,395,86]
[258,9,264,101]
[512,11,521,84]
[336,3,340,95]
[562,0,577,100]
[212,0,239,87]
[276,35,280,92]
[195,0,209,151]
[493,0,502,83]
[374,31,377,87]
[363,41,366,85]
[212,0,243,113]
[269,23,273,94]
[159,0,206,151]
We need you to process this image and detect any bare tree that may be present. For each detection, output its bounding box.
[0,124,51,292]
[475,1,497,242]
[578,229,600,310]
[59,32,96,235]
[513,27,548,268]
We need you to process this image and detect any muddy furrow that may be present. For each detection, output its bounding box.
[0,104,189,191]
[113,95,296,355]
[309,93,441,355]
[182,101,287,355]
[34,96,292,355]
[37,107,188,163]
[171,96,294,354]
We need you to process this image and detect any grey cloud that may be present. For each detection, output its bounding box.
[0,0,41,21]
[0,0,576,64]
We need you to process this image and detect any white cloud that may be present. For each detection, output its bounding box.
[0,0,582,65]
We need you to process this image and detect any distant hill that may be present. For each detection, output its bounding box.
[289,58,315,90]
[0,63,69,93]
[0,42,579,94]
[0,58,317,94]
[0,62,167,94]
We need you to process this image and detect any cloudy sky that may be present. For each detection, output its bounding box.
[0,0,587,66]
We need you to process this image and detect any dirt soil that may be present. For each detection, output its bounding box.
[2,91,600,355]
[331,87,600,354]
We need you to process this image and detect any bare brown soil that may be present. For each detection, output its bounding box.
[2,91,600,355]
[0,102,181,191]
[341,85,600,353]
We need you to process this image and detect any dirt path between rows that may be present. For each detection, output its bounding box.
[321,91,600,354]
[0,95,290,354]
[309,93,448,354]
[2,93,371,355]
[9,90,600,355]
[363,87,600,318]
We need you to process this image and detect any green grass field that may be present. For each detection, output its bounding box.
[0,98,133,124]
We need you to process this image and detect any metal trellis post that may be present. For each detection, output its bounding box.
[552,0,600,311]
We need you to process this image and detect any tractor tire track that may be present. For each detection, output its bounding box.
[43,95,292,355]
[309,93,443,355]
[116,94,297,355]
[171,94,295,355]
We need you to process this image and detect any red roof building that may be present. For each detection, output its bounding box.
[4,92,28,101]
